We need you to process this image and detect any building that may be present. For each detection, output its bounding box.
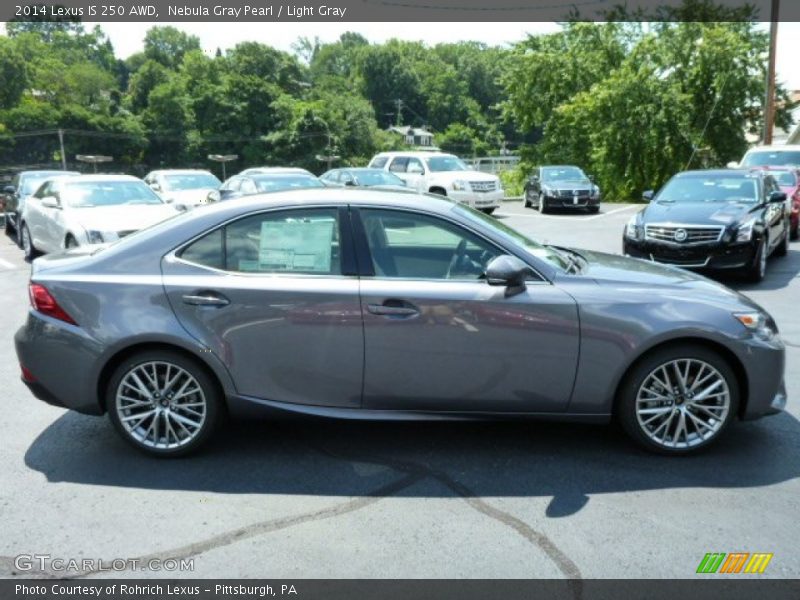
[387,126,436,149]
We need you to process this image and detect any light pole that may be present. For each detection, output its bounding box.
[208,154,238,180]
[763,0,779,145]
[75,154,112,173]
[310,115,339,171]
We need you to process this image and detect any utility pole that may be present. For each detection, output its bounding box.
[763,0,779,145]
[57,129,66,170]
[395,99,403,127]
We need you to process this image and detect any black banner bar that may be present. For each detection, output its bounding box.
[4,0,800,22]
[4,579,800,600]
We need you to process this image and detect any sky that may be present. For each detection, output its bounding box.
[79,21,800,91]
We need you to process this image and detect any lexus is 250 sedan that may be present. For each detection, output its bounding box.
[15,190,786,456]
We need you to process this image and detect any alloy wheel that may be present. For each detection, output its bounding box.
[115,361,208,450]
[635,358,731,450]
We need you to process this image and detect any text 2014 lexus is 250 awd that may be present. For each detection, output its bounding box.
[15,189,786,456]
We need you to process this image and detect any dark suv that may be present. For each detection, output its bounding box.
[623,169,789,282]
[523,165,601,213]
[3,170,80,241]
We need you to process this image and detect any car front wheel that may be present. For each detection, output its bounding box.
[617,345,738,455]
[107,350,222,457]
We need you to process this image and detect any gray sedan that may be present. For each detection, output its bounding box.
[15,190,786,456]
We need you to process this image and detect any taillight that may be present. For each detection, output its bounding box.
[20,364,36,383]
[28,283,77,325]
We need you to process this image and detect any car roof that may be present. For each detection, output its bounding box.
[677,169,768,179]
[540,165,585,169]
[239,167,314,176]
[372,151,456,159]
[20,170,80,177]
[149,169,215,175]
[59,174,144,185]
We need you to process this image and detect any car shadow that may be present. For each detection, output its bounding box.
[24,410,800,517]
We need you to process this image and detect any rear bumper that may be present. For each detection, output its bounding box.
[623,239,757,270]
[14,312,104,415]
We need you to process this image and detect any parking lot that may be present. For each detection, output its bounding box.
[0,200,798,579]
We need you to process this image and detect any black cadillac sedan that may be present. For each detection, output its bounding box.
[623,169,789,282]
[523,165,601,213]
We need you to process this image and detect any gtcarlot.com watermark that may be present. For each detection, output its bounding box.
[14,554,194,573]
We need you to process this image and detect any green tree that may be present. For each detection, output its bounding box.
[143,26,201,69]
[0,38,28,109]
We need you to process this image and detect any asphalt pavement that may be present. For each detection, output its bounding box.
[0,202,798,579]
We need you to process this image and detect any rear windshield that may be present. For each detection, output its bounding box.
[741,150,800,167]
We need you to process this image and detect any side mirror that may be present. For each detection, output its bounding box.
[2,185,14,195]
[149,182,161,192]
[769,190,787,203]
[485,255,532,292]
[587,174,595,182]
[726,161,740,169]
[344,180,356,187]
[207,190,221,203]
[41,196,60,209]
[642,190,655,202]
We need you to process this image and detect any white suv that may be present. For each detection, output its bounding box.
[368,151,504,214]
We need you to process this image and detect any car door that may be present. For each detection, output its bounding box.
[26,182,62,253]
[403,157,427,193]
[42,181,71,253]
[162,206,364,408]
[354,207,580,413]
[388,157,411,187]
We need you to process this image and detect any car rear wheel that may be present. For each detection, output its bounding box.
[480,207,496,215]
[107,350,222,457]
[617,345,738,455]
[524,190,533,208]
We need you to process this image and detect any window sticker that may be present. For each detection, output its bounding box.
[259,219,334,272]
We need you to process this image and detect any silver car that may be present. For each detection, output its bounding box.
[15,190,786,456]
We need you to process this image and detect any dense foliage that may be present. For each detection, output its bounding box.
[0,13,794,198]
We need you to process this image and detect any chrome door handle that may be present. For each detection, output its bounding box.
[367,303,419,317]
[182,293,230,307]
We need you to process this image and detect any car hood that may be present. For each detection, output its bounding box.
[431,171,499,183]
[367,184,412,192]
[641,200,756,226]
[161,188,216,206]
[542,179,593,190]
[72,204,178,233]
[567,248,762,309]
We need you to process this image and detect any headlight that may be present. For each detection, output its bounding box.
[591,185,601,198]
[734,311,778,341]
[736,218,756,242]
[86,230,119,244]
[452,180,470,192]
[625,215,642,240]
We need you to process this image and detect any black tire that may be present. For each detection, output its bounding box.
[65,235,79,250]
[744,236,767,283]
[480,207,496,215]
[523,190,533,208]
[539,194,549,214]
[3,215,12,237]
[107,350,223,457]
[588,206,600,214]
[774,221,788,257]
[791,221,798,241]
[21,223,37,260]
[430,188,447,197]
[617,344,739,456]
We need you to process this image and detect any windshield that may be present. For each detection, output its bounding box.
[63,181,164,208]
[21,172,78,195]
[162,173,220,191]
[425,155,468,172]
[253,175,323,192]
[657,176,759,204]
[771,171,798,187]
[541,167,587,182]
[355,171,405,186]
[452,204,570,271]
[741,150,800,167]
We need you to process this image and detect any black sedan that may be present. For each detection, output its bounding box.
[523,165,601,213]
[623,169,789,282]
[320,168,408,191]
[210,168,323,202]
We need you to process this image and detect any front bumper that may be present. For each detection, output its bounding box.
[449,189,504,210]
[734,335,786,420]
[543,194,600,210]
[623,238,757,270]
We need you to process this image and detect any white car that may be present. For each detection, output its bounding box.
[368,151,504,214]
[143,169,221,208]
[728,145,800,169]
[20,175,180,259]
